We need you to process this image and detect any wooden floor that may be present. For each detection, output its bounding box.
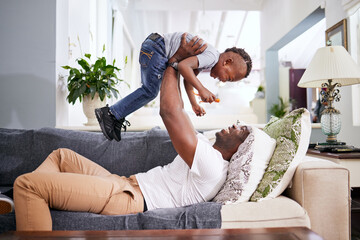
[0,227,323,240]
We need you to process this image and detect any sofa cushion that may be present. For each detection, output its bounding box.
[212,126,276,204]
[0,127,178,186]
[250,108,311,201]
[0,128,35,186]
[221,196,310,229]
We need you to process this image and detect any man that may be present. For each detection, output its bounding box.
[135,53,250,210]
[11,36,250,231]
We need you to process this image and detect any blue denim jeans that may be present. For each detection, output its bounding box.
[110,33,168,120]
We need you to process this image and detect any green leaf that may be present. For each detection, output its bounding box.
[104,88,111,97]
[79,82,88,96]
[111,88,119,99]
[62,65,71,69]
[105,67,114,75]
[77,59,90,72]
[94,60,101,72]
[84,53,91,59]
[72,89,81,104]
[73,69,81,77]
[99,89,106,101]
[125,56,128,65]
[90,85,96,98]
[102,44,106,53]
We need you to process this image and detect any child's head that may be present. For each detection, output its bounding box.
[210,47,252,83]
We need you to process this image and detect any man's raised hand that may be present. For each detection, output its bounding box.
[172,33,208,62]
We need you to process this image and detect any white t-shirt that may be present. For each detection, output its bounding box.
[135,133,228,211]
[163,32,220,71]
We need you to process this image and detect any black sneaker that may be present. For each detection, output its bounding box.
[95,105,118,141]
[112,117,131,142]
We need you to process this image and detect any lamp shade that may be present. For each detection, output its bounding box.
[297,46,360,88]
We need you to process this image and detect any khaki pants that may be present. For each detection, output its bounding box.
[14,148,144,231]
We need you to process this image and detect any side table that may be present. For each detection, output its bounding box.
[306,149,360,187]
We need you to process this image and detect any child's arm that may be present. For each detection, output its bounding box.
[184,70,206,117]
[178,56,216,103]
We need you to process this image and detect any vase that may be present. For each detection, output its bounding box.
[82,93,106,126]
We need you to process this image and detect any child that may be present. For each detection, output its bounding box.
[95,32,252,141]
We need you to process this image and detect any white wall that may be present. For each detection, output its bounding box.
[56,0,69,127]
[261,0,323,54]
[0,0,57,129]
[261,0,360,146]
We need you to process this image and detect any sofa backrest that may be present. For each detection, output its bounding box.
[0,127,177,186]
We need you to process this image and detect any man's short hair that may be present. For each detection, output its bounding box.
[224,47,252,78]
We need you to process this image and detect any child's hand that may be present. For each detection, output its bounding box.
[198,88,216,103]
[192,104,206,117]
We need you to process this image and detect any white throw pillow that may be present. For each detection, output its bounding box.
[212,126,276,204]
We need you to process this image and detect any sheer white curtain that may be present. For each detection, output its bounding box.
[111,9,137,105]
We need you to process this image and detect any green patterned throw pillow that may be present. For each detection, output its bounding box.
[250,108,311,201]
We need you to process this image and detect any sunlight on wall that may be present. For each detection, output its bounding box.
[278,18,326,69]
[349,7,360,126]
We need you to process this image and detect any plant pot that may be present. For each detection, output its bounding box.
[82,93,106,126]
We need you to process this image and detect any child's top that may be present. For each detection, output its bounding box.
[163,32,220,72]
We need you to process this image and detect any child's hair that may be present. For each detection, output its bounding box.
[224,47,252,78]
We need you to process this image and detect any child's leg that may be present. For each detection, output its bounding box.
[35,148,111,177]
[110,36,168,120]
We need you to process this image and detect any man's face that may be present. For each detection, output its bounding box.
[215,125,250,149]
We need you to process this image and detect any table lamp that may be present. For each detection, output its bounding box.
[297,46,360,149]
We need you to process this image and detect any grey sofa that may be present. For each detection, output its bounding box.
[0,127,222,233]
[0,127,351,240]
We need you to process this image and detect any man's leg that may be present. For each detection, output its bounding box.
[34,148,111,177]
[14,172,143,231]
[14,148,143,231]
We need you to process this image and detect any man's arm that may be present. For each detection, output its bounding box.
[159,33,207,168]
[160,67,198,168]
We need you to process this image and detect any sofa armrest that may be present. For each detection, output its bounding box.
[285,156,351,240]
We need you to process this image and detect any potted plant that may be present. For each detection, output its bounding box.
[269,97,289,118]
[62,46,127,125]
[255,85,265,98]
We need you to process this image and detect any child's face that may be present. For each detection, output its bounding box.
[210,56,247,83]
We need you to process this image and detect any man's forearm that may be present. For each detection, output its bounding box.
[160,65,198,167]
[160,67,183,117]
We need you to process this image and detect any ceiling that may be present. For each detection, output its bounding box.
[120,0,263,70]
